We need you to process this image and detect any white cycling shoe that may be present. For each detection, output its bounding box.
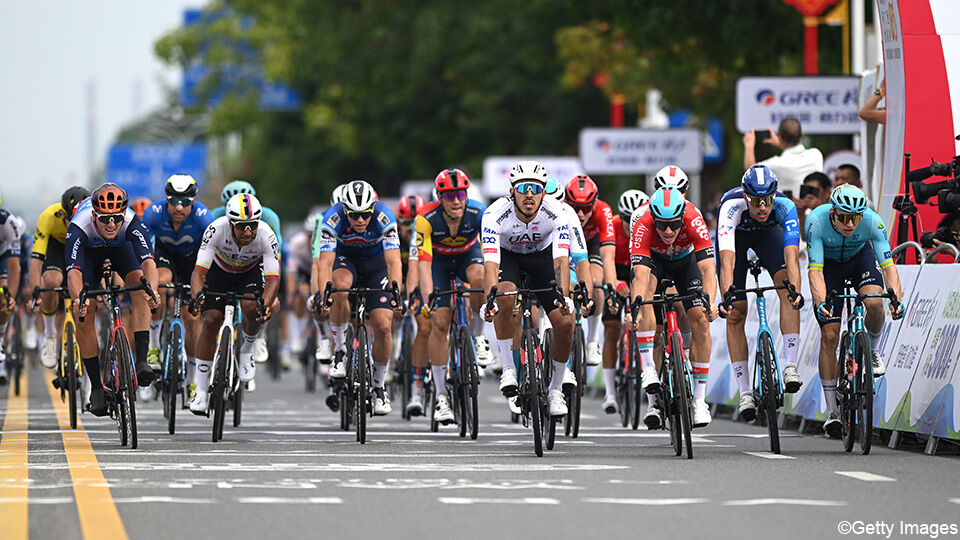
[586,341,602,366]
[782,364,802,394]
[872,351,886,377]
[373,388,392,416]
[692,399,711,428]
[406,391,424,417]
[435,394,455,425]
[330,358,347,379]
[562,368,577,392]
[189,390,209,415]
[507,396,521,415]
[499,369,518,396]
[640,366,661,394]
[239,355,256,382]
[253,336,268,363]
[547,389,568,417]
[602,395,618,414]
[737,392,756,422]
[41,336,58,369]
[474,336,493,367]
[316,338,333,362]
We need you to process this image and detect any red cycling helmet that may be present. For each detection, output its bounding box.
[565,175,598,206]
[396,194,425,220]
[434,169,470,192]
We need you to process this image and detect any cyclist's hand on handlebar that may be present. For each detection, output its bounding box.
[815,301,833,323]
[615,280,629,297]
[258,304,273,322]
[480,301,498,321]
[556,295,575,316]
[77,298,91,319]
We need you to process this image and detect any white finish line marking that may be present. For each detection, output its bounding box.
[724,498,847,507]
[0,496,74,505]
[583,498,709,506]
[949,499,960,505]
[439,497,560,505]
[743,451,796,460]
[609,479,689,485]
[834,471,896,482]
[112,496,215,504]
[237,497,342,504]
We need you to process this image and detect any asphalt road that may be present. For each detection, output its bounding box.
[1,361,958,540]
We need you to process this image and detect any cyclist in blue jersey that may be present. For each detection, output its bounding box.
[806,184,905,437]
[717,165,804,420]
[141,174,214,397]
[314,180,404,415]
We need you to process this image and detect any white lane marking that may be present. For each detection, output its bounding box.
[724,498,847,507]
[168,483,193,489]
[18,463,627,473]
[949,498,960,505]
[608,479,689,485]
[112,496,215,504]
[583,498,709,506]
[743,452,796,460]
[834,471,896,482]
[0,496,74,504]
[237,497,342,504]
[439,497,560,505]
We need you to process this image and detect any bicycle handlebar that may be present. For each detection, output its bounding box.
[320,281,403,313]
[78,277,157,322]
[427,286,485,311]
[189,288,266,318]
[630,287,712,320]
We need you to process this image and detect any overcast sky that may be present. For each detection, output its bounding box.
[0,1,198,221]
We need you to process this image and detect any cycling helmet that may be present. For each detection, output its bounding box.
[396,194,425,220]
[341,180,377,213]
[508,160,549,185]
[618,189,649,215]
[565,175,599,206]
[330,184,348,206]
[165,174,198,198]
[741,164,778,197]
[225,193,263,222]
[649,186,685,221]
[653,165,690,193]
[434,169,470,192]
[830,184,868,214]
[221,180,256,205]
[131,198,152,217]
[303,211,321,233]
[431,187,439,201]
[91,183,128,214]
[61,186,91,216]
[544,177,564,202]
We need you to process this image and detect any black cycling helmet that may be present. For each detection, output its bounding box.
[61,186,91,217]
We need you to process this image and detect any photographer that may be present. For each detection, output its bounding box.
[797,172,832,240]
[920,211,960,251]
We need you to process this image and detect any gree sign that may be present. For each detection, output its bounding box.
[736,76,860,134]
[579,128,702,174]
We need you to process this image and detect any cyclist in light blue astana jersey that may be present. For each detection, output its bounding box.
[805,184,905,437]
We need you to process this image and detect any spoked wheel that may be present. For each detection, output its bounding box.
[115,330,138,449]
[524,331,543,457]
[758,333,781,454]
[115,387,129,447]
[267,319,282,381]
[630,336,641,430]
[355,326,368,445]
[65,322,79,429]
[399,325,413,421]
[232,380,244,427]
[165,329,183,435]
[427,372,438,432]
[211,330,231,443]
[856,333,874,455]
[838,332,856,453]
[617,367,630,428]
[571,325,586,438]
[671,332,692,459]
[11,314,23,396]
[461,327,480,440]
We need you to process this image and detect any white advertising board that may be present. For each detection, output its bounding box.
[736,76,861,135]
[482,157,585,198]
[579,128,702,175]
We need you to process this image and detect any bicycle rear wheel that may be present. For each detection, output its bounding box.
[671,332,692,459]
[459,326,479,440]
[165,327,183,434]
[630,334,641,430]
[523,330,543,457]
[232,379,244,427]
[65,321,79,429]
[211,329,231,443]
[856,332,874,455]
[356,325,368,445]
[115,328,138,449]
[758,333,781,454]
[567,324,585,437]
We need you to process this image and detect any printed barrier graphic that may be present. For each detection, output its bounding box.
[873,264,922,429]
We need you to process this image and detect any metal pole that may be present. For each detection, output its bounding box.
[852,0,865,73]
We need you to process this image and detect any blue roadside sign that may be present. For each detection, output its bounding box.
[669,111,724,164]
[105,143,206,202]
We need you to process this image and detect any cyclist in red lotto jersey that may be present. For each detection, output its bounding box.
[625,186,718,428]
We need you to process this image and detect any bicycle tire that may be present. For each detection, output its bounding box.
[116,386,128,447]
[758,333,781,454]
[166,326,183,434]
[427,370,438,432]
[115,328,138,449]
[400,322,413,421]
[232,379,244,427]
[564,325,580,437]
[856,332,873,455]
[211,329,231,443]
[524,330,543,457]
[356,325,368,445]
[838,332,855,453]
[455,327,468,438]
[267,318,281,381]
[65,321,78,429]
[617,341,630,428]
[11,313,23,396]
[671,332,693,459]
[573,324,586,437]
[630,334,641,430]
[304,330,317,392]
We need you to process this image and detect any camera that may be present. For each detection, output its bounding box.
[909,135,960,214]
[920,226,960,249]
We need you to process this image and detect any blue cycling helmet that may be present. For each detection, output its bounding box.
[221,180,256,205]
[741,164,778,197]
[650,186,686,221]
[544,177,564,202]
[830,184,868,214]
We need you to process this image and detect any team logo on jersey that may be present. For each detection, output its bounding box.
[327,213,340,227]
[202,225,216,244]
[377,212,389,227]
[877,221,885,230]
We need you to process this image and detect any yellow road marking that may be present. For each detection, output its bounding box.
[44,372,128,540]
[0,368,28,540]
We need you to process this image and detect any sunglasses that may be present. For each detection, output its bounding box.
[573,204,594,215]
[654,219,683,231]
[232,220,259,232]
[833,211,863,226]
[398,218,414,227]
[167,196,194,207]
[799,184,820,199]
[346,210,374,221]
[514,182,544,195]
[746,193,776,208]
[95,212,124,225]
[441,190,467,202]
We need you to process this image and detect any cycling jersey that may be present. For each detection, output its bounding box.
[314,201,400,260]
[612,214,630,267]
[211,204,283,247]
[415,199,485,261]
[0,210,23,259]
[32,203,68,259]
[398,232,418,264]
[805,204,893,271]
[630,202,713,266]
[716,187,800,252]
[557,203,588,267]
[286,230,313,276]
[142,200,214,256]
[65,198,154,277]
[479,197,570,264]
[195,216,281,278]
[581,199,616,246]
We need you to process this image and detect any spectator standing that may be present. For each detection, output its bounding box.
[797,172,832,239]
[833,164,862,188]
[743,117,824,197]
[859,77,886,124]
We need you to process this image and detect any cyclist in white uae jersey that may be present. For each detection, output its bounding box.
[480,160,574,419]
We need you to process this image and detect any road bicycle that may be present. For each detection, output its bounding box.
[158,282,191,435]
[1,289,26,397]
[563,282,589,438]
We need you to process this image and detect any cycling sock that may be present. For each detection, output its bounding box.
[372,362,388,388]
[783,333,800,367]
[496,339,514,373]
[732,361,751,395]
[240,329,256,354]
[691,360,709,401]
[636,331,655,372]
[82,357,102,389]
[331,323,349,353]
[432,365,447,396]
[822,378,838,414]
[549,361,566,390]
[186,355,196,383]
[587,312,602,344]
[195,359,212,390]
[603,368,616,397]
[43,313,56,338]
[471,311,484,338]
[134,331,149,366]
[869,330,881,353]
[149,320,161,349]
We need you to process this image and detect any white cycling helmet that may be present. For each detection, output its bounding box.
[545,177,564,202]
[341,180,377,212]
[330,184,348,206]
[509,160,549,185]
[225,193,263,222]
[653,165,689,193]
[618,189,649,215]
[304,211,321,233]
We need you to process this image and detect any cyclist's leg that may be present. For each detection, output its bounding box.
[463,252,492,363]
[852,247,886,372]
[753,226,801,377]
[428,306,452,397]
[724,233,752,400]
[73,255,107,413]
[112,242,155,385]
[411,312,430,399]
[328,257,356,370]
[675,256,711,401]
[190,266,230,412]
[39,246,67,369]
[152,245,178,363]
[492,251,521,395]
[818,258,846,430]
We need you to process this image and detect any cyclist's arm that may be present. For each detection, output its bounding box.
[415,215,434,298]
[385,248,403,293]
[596,204,618,286]
[805,213,827,306]
[778,197,802,289]
[260,227,281,307]
[552,222,571,296]
[480,209,501,290]
[313,252,335,295]
[28,257,43,295]
[405,240,418,296]
[715,198,741,296]
[190,266,208,301]
[64,225,86,302]
[696,252,717,308]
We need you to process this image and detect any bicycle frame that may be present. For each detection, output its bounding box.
[161,283,189,385]
[211,301,240,397]
[752,294,784,400]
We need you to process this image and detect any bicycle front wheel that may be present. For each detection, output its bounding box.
[856,332,874,455]
[165,327,183,434]
[838,332,856,453]
[758,333,781,454]
[567,324,585,437]
[355,325,368,445]
[232,379,244,427]
[524,330,543,457]
[671,332,693,459]
[65,321,79,429]
[630,334,641,430]
[459,326,479,440]
[115,328,138,449]
[211,329,231,443]
[400,324,413,421]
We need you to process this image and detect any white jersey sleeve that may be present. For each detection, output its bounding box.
[480,198,508,265]
[258,225,281,278]
[195,220,221,271]
[716,198,746,253]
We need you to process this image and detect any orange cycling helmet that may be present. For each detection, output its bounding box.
[434,169,470,192]
[92,183,128,214]
[130,197,151,217]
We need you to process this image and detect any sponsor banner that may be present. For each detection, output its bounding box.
[895,264,960,435]
[735,76,860,135]
[482,157,584,199]
[872,264,921,429]
[579,128,702,175]
[783,261,823,418]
